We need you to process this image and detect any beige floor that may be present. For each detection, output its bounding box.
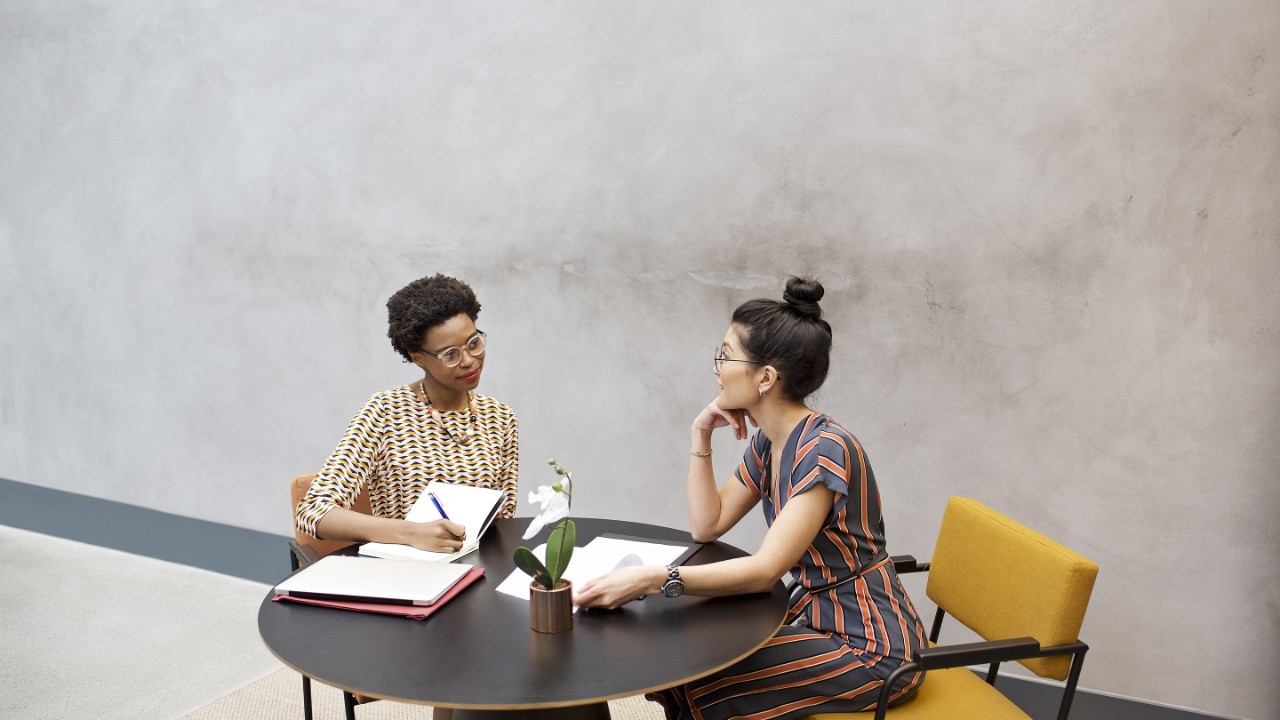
[0,524,665,719]
[0,525,281,719]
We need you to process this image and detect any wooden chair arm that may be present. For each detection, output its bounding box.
[289,540,321,570]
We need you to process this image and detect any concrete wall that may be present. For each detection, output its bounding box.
[2,2,1276,717]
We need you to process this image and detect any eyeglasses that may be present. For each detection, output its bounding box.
[419,331,487,368]
[714,346,758,373]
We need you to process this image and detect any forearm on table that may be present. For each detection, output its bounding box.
[315,507,413,545]
[676,556,782,597]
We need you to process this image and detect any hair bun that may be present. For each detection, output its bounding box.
[783,276,824,320]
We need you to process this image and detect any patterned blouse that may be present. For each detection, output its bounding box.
[295,386,519,537]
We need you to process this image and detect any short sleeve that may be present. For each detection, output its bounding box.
[785,430,856,501]
[733,431,770,497]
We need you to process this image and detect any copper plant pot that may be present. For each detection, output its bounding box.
[529,579,573,633]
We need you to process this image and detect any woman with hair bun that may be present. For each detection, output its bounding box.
[576,276,926,718]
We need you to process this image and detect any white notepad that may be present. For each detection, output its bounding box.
[359,481,505,563]
[275,555,472,606]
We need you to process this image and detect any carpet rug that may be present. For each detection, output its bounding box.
[181,667,667,719]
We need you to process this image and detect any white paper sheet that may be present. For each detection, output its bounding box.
[495,536,692,602]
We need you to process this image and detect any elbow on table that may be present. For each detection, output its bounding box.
[689,528,720,544]
[747,570,784,594]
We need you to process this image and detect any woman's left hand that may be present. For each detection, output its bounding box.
[573,566,663,609]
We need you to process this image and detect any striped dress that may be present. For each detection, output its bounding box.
[295,386,519,537]
[649,413,926,720]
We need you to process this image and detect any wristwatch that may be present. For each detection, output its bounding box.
[661,565,684,598]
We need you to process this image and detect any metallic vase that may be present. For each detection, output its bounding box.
[529,579,573,633]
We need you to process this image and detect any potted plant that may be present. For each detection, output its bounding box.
[514,459,576,633]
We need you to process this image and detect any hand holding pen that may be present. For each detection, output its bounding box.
[397,491,465,551]
[428,492,466,541]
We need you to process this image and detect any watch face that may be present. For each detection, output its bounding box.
[662,579,684,597]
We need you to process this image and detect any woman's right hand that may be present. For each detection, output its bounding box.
[693,399,753,441]
[399,519,467,552]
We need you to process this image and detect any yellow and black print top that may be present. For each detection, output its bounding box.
[295,386,519,537]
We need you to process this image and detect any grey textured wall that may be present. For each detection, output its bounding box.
[2,2,1277,717]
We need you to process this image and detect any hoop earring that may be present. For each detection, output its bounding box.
[758,388,765,398]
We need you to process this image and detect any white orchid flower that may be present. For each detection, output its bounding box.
[528,485,555,505]
[515,459,580,590]
[522,471,573,540]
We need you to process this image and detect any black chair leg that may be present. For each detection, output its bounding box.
[929,607,945,643]
[301,675,313,720]
[344,690,357,720]
[1056,648,1088,720]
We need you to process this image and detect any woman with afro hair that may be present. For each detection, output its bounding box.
[296,274,519,567]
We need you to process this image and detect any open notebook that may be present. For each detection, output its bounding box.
[359,480,504,562]
[275,555,473,606]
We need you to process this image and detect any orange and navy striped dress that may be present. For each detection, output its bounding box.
[649,413,926,720]
[295,387,519,537]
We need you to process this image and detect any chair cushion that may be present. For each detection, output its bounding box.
[926,497,1098,680]
[804,667,1030,720]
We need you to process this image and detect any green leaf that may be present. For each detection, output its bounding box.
[545,520,576,584]
[513,546,552,588]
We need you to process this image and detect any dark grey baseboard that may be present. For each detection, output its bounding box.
[0,477,290,585]
[0,476,1231,720]
[991,676,1232,720]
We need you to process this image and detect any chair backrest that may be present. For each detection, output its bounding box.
[290,473,373,559]
[926,497,1098,680]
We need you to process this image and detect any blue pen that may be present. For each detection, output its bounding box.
[427,492,451,520]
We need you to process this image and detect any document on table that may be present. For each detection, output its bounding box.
[495,535,697,602]
[275,555,474,606]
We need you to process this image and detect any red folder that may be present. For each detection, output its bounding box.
[273,567,485,620]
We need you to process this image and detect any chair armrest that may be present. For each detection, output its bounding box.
[871,638,1042,720]
[891,554,929,573]
[916,637,1041,670]
[289,540,321,569]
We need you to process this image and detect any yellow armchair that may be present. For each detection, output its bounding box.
[807,497,1098,720]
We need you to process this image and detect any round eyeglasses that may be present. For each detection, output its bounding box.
[714,346,758,373]
[420,331,487,368]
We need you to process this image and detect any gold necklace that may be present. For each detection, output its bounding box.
[420,379,478,445]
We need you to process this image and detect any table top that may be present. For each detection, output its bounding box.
[259,517,789,710]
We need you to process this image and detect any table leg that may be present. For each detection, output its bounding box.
[453,702,611,720]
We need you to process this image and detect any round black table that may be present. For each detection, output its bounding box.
[259,517,790,719]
